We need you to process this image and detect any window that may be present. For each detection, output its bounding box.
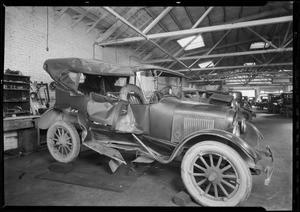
[250,42,270,49]
[198,61,214,68]
[244,62,256,66]
[177,35,205,51]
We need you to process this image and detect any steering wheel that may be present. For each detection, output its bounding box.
[106,92,119,100]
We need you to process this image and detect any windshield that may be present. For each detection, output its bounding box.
[136,70,182,102]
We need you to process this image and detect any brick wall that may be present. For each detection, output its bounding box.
[4,6,140,84]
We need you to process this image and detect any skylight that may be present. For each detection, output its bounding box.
[177,35,205,51]
[250,42,270,49]
[244,62,256,66]
[198,61,214,68]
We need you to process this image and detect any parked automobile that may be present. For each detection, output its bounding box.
[267,93,282,114]
[38,58,274,206]
[278,92,293,118]
[255,96,269,110]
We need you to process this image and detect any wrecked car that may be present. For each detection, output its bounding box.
[38,58,274,207]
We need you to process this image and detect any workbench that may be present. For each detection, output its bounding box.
[3,115,41,153]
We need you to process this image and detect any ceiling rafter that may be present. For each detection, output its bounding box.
[184,7,195,25]
[96,7,142,42]
[143,47,292,64]
[71,7,92,27]
[169,10,184,30]
[178,62,292,72]
[167,6,214,69]
[101,6,191,71]
[97,16,292,46]
[246,27,278,49]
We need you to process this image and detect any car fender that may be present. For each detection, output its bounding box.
[178,129,257,162]
[37,108,78,129]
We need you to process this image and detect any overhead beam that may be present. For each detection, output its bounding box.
[188,70,293,81]
[102,6,191,70]
[167,7,214,68]
[169,10,184,30]
[55,7,68,20]
[143,47,293,64]
[178,62,293,72]
[142,7,173,34]
[246,27,278,49]
[192,6,214,28]
[97,16,292,46]
[184,7,195,25]
[114,10,148,39]
[145,8,169,32]
[86,11,110,33]
[96,7,140,42]
[71,8,92,27]
[188,29,231,68]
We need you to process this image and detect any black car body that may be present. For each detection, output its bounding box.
[38,58,274,206]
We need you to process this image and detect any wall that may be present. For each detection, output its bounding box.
[4,6,140,84]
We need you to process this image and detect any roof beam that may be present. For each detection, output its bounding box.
[169,10,184,30]
[145,8,169,32]
[86,10,111,33]
[96,7,140,42]
[246,27,278,49]
[143,47,292,64]
[97,16,292,46]
[143,7,173,34]
[114,10,148,39]
[184,7,195,25]
[55,7,68,20]
[189,70,293,81]
[167,6,214,69]
[71,8,92,27]
[178,62,292,72]
[102,6,191,70]
[193,6,214,28]
[188,29,231,68]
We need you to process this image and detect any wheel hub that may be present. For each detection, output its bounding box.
[206,168,221,183]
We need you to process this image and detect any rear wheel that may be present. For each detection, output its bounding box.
[181,141,252,206]
[47,120,80,163]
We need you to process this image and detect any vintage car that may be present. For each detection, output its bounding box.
[278,92,293,118]
[38,58,274,207]
[256,96,269,110]
[267,93,282,114]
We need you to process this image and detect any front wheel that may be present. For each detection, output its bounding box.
[181,141,252,206]
[47,120,81,163]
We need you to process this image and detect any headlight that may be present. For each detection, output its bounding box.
[231,99,237,108]
[239,118,247,134]
[273,102,277,105]
[233,125,240,137]
[168,87,172,95]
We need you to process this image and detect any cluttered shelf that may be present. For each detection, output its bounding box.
[3,80,30,84]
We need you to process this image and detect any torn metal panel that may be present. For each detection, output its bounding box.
[83,139,127,165]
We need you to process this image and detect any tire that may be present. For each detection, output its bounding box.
[47,120,81,163]
[272,107,276,114]
[119,84,146,104]
[181,141,252,206]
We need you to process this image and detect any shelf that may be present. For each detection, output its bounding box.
[3,80,30,85]
[4,100,30,103]
[4,73,30,77]
[4,88,30,91]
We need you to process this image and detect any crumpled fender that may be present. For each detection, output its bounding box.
[179,129,258,160]
[37,108,78,129]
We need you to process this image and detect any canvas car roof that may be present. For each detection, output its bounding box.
[43,58,136,78]
[43,58,186,80]
[132,65,186,78]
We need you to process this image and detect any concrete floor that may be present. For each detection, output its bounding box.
[4,108,292,209]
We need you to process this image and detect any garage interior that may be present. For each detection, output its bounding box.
[2,2,296,209]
